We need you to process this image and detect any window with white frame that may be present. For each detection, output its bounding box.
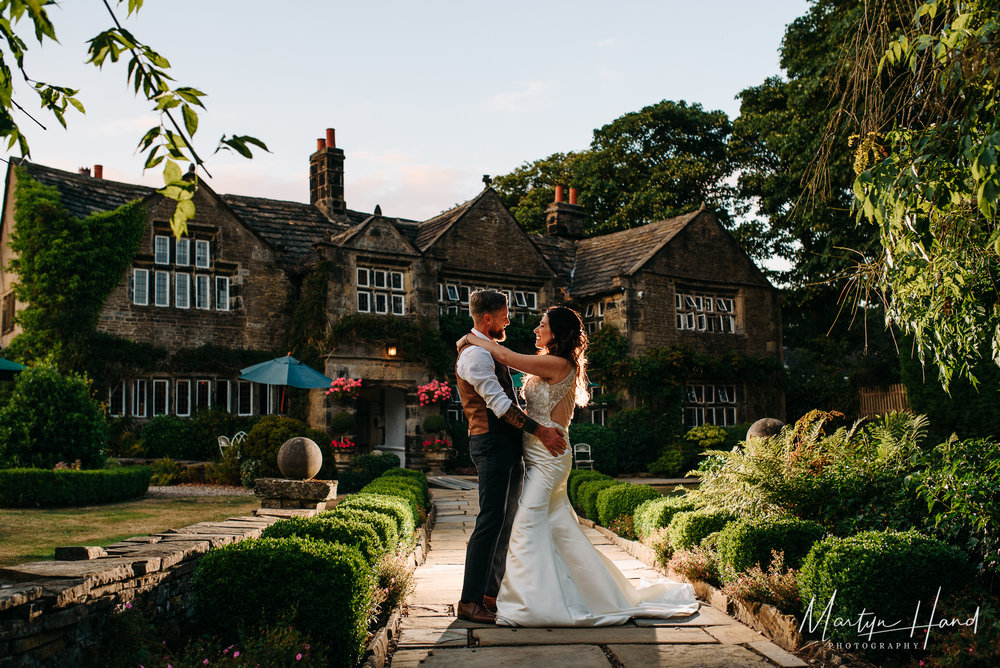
[676,291,735,333]
[176,379,191,416]
[437,282,537,316]
[591,408,607,426]
[357,266,405,315]
[133,379,148,417]
[154,271,170,307]
[195,275,210,309]
[583,300,606,333]
[215,277,229,311]
[176,238,190,266]
[154,235,170,264]
[194,240,210,269]
[152,379,169,416]
[195,380,211,411]
[237,380,253,416]
[215,380,230,412]
[133,269,149,306]
[175,273,190,309]
[108,383,126,417]
[684,383,739,427]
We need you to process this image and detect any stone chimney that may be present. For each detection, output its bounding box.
[309,127,347,218]
[545,185,585,239]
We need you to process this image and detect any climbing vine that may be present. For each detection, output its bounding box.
[6,169,147,372]
[329,314,454,378]
[286,260,331,370]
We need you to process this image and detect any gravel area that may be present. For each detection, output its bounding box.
[146,484,255,498]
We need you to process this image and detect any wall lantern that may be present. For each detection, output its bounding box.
[387,345,398,357]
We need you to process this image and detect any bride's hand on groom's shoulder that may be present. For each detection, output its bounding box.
[455,334,469,351]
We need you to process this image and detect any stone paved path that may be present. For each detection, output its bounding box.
[390,488,807,668]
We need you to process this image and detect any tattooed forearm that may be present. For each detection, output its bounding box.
[502,405,541,435]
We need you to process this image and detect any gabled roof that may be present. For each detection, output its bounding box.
[323,212,421,256]
[530,234,577,281]
[414,190,489,252]
[570,209,701,297]
[220,193,351,266]
[16,161,153,220]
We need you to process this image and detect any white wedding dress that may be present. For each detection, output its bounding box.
[495,371,700,627]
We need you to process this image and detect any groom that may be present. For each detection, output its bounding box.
[454,290,567,624]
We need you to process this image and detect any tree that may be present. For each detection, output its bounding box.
[493,100,735,236]
[730,0,906,418]
[0,0,266,237]
[844,0,1000,389]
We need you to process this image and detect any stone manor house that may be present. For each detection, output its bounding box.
[0,129,783,466]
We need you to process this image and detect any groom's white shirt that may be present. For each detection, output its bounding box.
[456,328,513,418]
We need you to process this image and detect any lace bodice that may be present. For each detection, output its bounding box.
[521,371,575,428]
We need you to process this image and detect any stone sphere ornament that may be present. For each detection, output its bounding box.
[277,437,323,480]
[746,418,785,441]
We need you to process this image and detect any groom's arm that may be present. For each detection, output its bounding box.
[457,348,567,455]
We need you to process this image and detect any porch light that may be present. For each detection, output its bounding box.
[387,345,398,357]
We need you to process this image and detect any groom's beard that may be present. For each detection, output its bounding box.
[489,326,507,342]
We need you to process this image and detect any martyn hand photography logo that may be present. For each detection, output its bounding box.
[800,587,980,651]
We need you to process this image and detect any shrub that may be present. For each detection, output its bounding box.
[568,423,619,474]
[608,408,678,473]
[567,470,610,506]
[323,507,399,551]
[0,361,107,469]
[149,456,182,486]
[336,493,415,540]
[328,411,356,436]
[798,530,970,643]
[577,479,626,521]
[371,553,416,631]
[596,483,661,528]
[722,550,803,616]
[633,495,699,541]
[0,466,150,507]
[140,415,199,460]
[261,515,385,563]
[381,468,429,504]
[240,458,261,488]
[335,469,371,494]
[608,514,637,540]
[192,536,374,668]
[189,408,260,459]
[647,447,684,477]
[359,480,422,523]
[422,414,449,434]
[716,516,826,577]
[667,508,738,550]
[668,547,721,586]
[242,416,311,477]
[352,452,400,479]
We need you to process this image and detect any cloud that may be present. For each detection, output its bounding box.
[349,162,481,221]
[598,38,616,47]
[486,81,553,113]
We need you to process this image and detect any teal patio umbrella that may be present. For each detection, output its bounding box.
[0,358,25,381]
[239,354,333,412]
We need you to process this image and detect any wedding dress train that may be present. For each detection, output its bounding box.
[495,371,700,627]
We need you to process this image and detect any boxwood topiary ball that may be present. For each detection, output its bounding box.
[277,437,323,480]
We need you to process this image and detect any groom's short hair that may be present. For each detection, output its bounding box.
[469,290,507,318]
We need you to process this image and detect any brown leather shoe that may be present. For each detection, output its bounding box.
[456,600,496,624]
[482,595,497,613]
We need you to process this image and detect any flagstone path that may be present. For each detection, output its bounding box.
[389,487,808,668]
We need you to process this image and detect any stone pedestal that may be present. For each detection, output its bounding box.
[254,478,338,511]
[423,449,450,475]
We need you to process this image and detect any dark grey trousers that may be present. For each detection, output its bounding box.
[460,432,524,603]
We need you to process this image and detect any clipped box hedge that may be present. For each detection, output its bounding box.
[567,470,611,506]
[373,469,430,508]
[192,536,373,667]
[633,495,699,540]
[798,530,970,643]
[716,516,826,577]
[260,515,387,563]
[577,479,626,521]
[337,493,416,540]
[667,508,738,550]
[322,507,399,551]
[596,483,662,527]
[0,466,151,507]
[359,479,423,522]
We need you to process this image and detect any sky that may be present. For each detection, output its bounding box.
[3,0,811,221]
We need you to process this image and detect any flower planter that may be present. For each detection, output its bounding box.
[333,449,356,469]
[423,449,451,474]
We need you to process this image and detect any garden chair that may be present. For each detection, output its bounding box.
[218,435,233,458]
[573,442,594,470]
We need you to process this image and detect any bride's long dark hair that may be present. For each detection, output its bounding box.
[540,306,590,406]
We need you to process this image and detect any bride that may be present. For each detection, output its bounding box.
[460,306,699,626]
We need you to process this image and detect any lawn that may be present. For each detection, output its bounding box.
[0,494,261,567]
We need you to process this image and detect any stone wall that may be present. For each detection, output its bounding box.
[0,511,291,666]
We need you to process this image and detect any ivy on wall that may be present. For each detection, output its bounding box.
[6,169,146,371]
[588,325,784,414]
[286,260,330,370]
[329,314,454,378]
